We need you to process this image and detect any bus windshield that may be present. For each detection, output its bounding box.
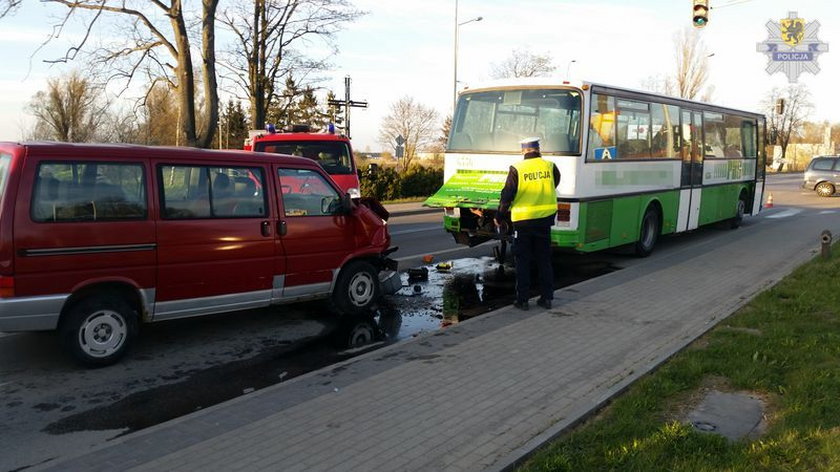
[448,88,582,154]
[254,141,354,175]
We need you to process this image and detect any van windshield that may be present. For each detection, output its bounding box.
[0,154,11,201]
[254,141,354,175]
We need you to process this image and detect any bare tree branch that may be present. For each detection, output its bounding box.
[762,84,813,162]
[378,96,440,172]
[35,0,221,148]
[672,28,710,100]
[490,48,556,79]
[218,0,364,129]
[0,0,21,18]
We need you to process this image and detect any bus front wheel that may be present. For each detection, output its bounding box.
[634,207,660,258]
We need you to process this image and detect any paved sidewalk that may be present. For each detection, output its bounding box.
[35,207,838,472]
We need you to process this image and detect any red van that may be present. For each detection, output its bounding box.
[0,142,397,366]
[246,125,362,198]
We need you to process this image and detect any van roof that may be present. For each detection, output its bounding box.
[0,141,323,169]
[252,132,350,143]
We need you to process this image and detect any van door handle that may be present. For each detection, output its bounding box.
[261,221,271,237]
[277,220,287,236]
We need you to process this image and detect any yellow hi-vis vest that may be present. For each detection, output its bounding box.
[510,158,557,222]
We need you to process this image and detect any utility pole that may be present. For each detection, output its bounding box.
[327,76,368,139]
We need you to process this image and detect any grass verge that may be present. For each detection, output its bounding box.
[520,245,840,472]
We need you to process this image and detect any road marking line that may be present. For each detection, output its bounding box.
[390,225,442,236]
[819,210,837,214]
[766,209,802,219]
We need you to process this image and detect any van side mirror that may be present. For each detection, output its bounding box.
[367,163,379,175]
[323,194,353,215]
[341,193,353,214]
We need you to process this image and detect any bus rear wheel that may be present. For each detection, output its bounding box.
[634,207,660,258]
[729,195,746,229]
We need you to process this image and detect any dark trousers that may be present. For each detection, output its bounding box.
[512,224,553,304]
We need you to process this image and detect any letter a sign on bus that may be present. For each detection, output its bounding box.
[757,11,829,83]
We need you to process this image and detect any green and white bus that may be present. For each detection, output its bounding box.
[425,79,766,256]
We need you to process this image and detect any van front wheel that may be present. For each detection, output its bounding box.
[60,296,138,367]
[332,261,381,315]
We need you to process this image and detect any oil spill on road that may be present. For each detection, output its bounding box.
[43,311,401,436]
[390,254,620,335]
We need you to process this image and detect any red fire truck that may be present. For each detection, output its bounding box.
[246,124,361,198]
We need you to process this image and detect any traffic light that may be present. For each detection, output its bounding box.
[775,98,785,115]
[693,0,709,28]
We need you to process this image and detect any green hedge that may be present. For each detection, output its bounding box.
[360,164,443,201]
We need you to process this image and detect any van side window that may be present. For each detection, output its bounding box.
[32,162,146,222]
[159,165,266,219]
[277,168,341,217]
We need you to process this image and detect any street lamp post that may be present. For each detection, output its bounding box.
[453,0,482,110]
[566,59,577,79]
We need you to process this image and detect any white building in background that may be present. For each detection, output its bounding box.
[772,124,837,171]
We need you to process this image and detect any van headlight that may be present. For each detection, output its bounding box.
[348,187,361,199]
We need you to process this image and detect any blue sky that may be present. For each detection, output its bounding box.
[1,0,837,152]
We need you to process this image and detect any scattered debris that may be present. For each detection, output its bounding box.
[408,267,429,282]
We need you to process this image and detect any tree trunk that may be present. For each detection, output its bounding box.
[249,0,266,130]
[197,0,219,148]
[170,1,198,147]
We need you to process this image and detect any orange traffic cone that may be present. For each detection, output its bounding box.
[765,192,774,208]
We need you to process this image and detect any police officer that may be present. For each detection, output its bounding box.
[494,137,560,311]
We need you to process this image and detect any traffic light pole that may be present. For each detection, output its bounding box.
[327,76,368,139]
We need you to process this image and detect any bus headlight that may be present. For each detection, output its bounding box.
[444,207,460,218]
[348,187,361,199]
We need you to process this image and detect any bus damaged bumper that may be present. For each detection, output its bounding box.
[425,172,507,246]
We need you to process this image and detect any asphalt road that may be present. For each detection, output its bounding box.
[0,205,498,472]
[0,172,829,472]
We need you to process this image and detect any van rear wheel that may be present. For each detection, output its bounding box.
[332,260,380,315]
[60,295,138,367]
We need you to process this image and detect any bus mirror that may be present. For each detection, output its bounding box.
[367,163,379,175]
